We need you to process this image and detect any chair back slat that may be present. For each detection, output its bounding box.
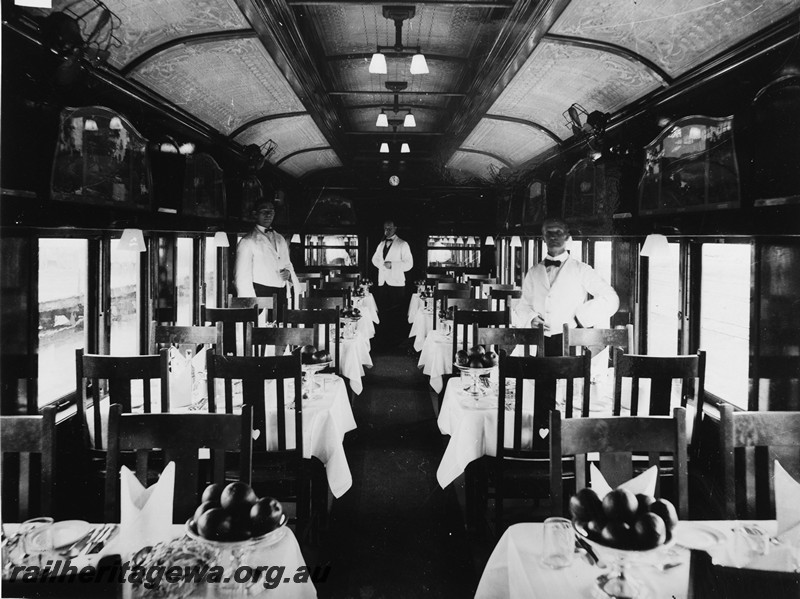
[300,296,346,311]
[0,406,56,520]
[201,305,259,356]
[719,405,800,519]
[149,322,224,355]
[550,407,688,519]
[1,354,38,414]
[228,296,278,322]
[446,298,492,312]
[563,324,635,356]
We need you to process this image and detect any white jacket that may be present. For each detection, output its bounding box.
[514,254,619,336]
[234,227,297,297]
[371,236,413,287]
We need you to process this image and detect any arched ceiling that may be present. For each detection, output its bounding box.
[16,0,800,186]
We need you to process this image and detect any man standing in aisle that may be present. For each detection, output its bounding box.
[514,216,619,356]
[235,198,298,315]
[371,219,413,350]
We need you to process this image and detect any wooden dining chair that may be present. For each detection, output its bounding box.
[205,353,311,536]
[489,287,522,312]
[437,282,472,293]
[296,273,323,293]
[452,307,510,358]
[549,407,689,519]
[719,404,800,519]
[563,323,635,357]
[432,288,472,330]
[104,403,253,523]
[148,322,224,356]
[300,296,346,311]
[282,308,340,372]
[76,349,171,450]
[201,305,259,356]
[477,325,544,358]
[322,279,356,290]
[228,295,278,322]
[491,353,591,533]
[446,298,492,312]
[613,350,705,453]
[0,406,56,521]
[1,353,38,414]
[246,323,316,358]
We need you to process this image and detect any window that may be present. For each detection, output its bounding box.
[204,239,218,309]
[176,238,194,324]
[110,242,141,355]
[592,241,612,283]
[426,236,480,268]
[700,243,750,408]
[646,242,680,356]
[38,239,87,406]
[304,235,358,267]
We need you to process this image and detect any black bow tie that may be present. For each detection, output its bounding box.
[543,258,562,268]
[263,227,273,233]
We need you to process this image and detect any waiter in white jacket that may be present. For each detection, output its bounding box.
[514,216,619,356]
[234,199,298,315]
[371,219,413,349]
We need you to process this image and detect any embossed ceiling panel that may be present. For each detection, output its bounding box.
[488,40,663,138]
[348,108,441,134]
[131,38,306,136]
[303,4,493,57]
[35,0,250,70]
[446,151,506,182]
[462,120,557,167]
[551,0,799,76]
[280,150,342,179]
[233,115,331,168]
[344,95,449,110]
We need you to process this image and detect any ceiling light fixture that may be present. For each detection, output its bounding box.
[376,109,389,127]
[368,6,428,76]
[510,236,522,248]
[403,111,416,127]
[379,143,390,154]
[83,118,98,131]
[484,236,495,246]
[400,143,410,154]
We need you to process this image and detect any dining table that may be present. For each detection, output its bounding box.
[407,293,434,352]
[474,520,793,599]
[3,521,318,598]
[87,372,357,499]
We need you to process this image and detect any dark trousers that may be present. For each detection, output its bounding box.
[544,333,564,357]
[253,283,287,319]
[374,284,409,348]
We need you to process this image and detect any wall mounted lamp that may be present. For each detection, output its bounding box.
[118,228,146,252]
[213,231,230,248]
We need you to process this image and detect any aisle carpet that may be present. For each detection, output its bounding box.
[317,348,477,598]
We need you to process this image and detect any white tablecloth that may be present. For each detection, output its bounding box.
[475,521,783,599]
[407,294,435,352]
[417,329,453,393]
[5,523,317,599]
[87,374,357,498]
[339,335,373,395]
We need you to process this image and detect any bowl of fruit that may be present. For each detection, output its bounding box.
[569,487,679,598]
[186,482,287,548]
[454,345,498,397]
[294,345,332,372]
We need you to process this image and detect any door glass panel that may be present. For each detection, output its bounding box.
[646,242,680,355]
[204,240,218,309]
[110,243,140,355]
[593,241,612,283]
[176,238,193,324]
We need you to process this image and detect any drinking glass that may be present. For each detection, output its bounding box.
[541,517,575,569]
[22,521,55,568]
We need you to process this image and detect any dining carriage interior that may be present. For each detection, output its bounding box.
[1,0,800,597]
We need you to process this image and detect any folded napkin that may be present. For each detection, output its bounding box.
[113,461,175,559]
[775,460,800,543]
[590,463,658,498]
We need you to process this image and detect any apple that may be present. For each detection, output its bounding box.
[250,497,284,536]
[480,353,495,368]
[601,520,634,549]
[455,349,469,366]
[602,488,639,524]
[312,350,331,364]
[299,345,317,364]
[201,483,223,504]
[193,500,219,524]
[468,356,484,368]
[635,493,656,517]
[649,498,678,532]
[219,481,258,521]
[633,513,667,549]
[197,508,232,541]
[469,345,485,356]
[570,488,603,523]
